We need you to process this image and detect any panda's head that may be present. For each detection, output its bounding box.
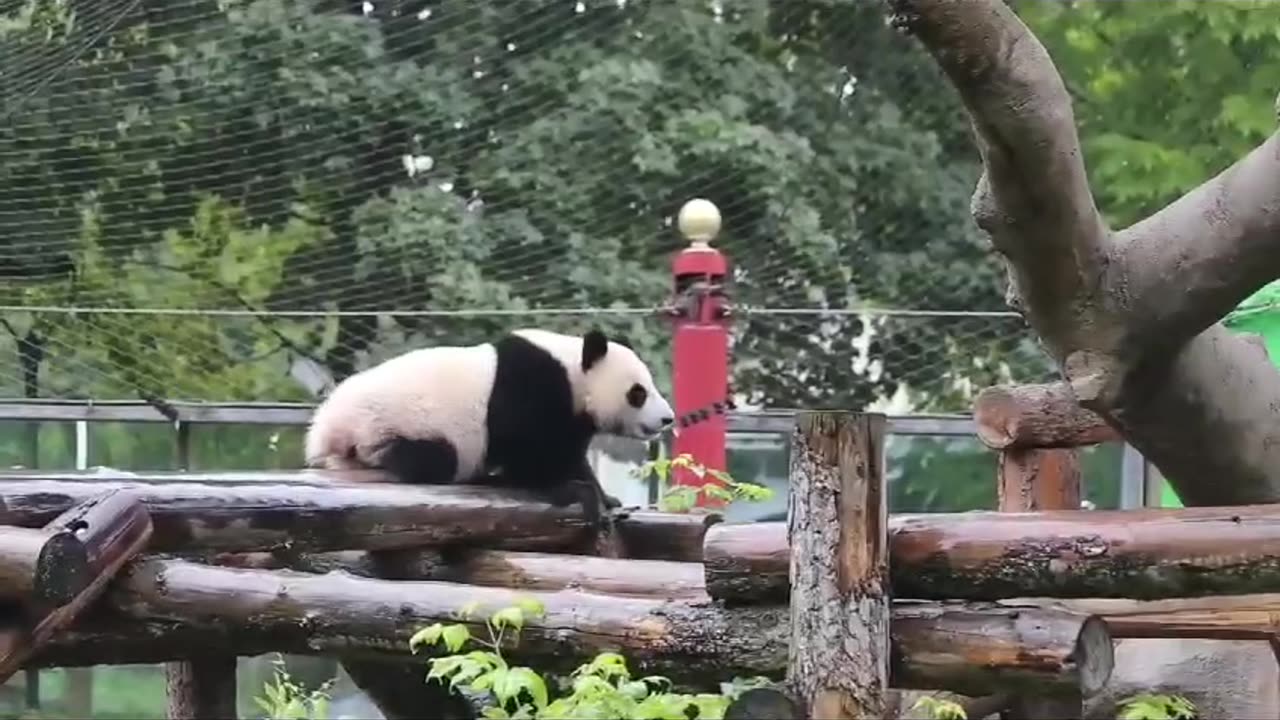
[579,328,674,440]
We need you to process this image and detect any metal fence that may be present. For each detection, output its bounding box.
[0,400,1152,511]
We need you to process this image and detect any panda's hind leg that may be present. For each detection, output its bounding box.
[375,436,459,485]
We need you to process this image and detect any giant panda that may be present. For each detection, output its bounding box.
[304,327,674,525]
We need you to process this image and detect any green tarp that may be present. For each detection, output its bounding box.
[1159,278,1280,508]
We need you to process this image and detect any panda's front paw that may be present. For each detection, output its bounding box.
[602,492,622,509]
[543,484,580,508]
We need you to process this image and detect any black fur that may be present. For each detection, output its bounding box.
[377,436,459,485]
[483,332,620,525]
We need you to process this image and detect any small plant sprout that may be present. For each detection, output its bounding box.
[409,596,776,719]
[633,452,773,513]
[252,653,334,720]
[911,695,968,720]
[1117,693,1197,720]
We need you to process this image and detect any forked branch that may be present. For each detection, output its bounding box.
[884,0,1110,343]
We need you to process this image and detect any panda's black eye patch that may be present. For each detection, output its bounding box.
[626,384,647,409]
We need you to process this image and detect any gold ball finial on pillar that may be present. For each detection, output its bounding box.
[677,198,722,249]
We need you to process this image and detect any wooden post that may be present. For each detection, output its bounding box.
[787,412,888,718]
[998,448,1082,512]
[165,655,237,720]
[996,425,1084,718]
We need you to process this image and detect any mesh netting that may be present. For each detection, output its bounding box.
[0,0,1057,413]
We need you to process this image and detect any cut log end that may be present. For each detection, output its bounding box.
[724,687,803,719]
[974,382,1119,450]
[33,532,90,606]
[1075,615,1115,697]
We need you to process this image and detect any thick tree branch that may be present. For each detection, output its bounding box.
[1116,132,1280,353]
[885,0,1110,344]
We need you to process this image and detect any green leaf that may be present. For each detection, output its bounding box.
[491,606,525,632]
[515,596,546,619]
[507,666,550,709]
[480,707,510,720]
[409,623,445,652]
[441,623,472,653]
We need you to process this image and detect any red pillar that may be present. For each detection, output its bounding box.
[668,199,731,507]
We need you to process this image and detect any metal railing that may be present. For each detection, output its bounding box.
[0,398,1151,508]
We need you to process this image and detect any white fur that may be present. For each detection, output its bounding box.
[304,344,495,481]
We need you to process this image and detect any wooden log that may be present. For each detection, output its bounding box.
[892,600,1113,698]
[0,472,707,561]
[165,655,237,720]
[705,502,1280,603]
[0,486,151,605]
[0,490,153,682]
[998,417,1083,718]
[974,382,1120,449]
[211,548,708,600]
[787,412,889,718]
[704,522,787,605]
[1047,594,1280,641]
[615,509,721,562]
[24,558,1111,695]
[0,527,89,605]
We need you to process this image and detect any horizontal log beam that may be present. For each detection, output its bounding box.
[210,548,709,600]
[974,382,1120,450]
[217,545,1280,640]
[0,472,713,561]
[26,559,1111,696]
[706,505,1280,603]
[1045,594,1280,641]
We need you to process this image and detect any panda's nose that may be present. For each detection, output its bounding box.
[660,415,674,427]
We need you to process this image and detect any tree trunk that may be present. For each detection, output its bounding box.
[165,655,237,720]
[706,502,1280,604]
[881,0,1280,504]
[0,472,710,561]
[26,558,1112,696]
[787,413,889,718]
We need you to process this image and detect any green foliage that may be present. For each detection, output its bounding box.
[1018,1,1279,229]
[634,452,773,513]
[252,654,334,720]
[911,695,968,720]
[410,597,772,719]
[1116,693,1197,720]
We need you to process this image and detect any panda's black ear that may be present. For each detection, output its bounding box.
[582,328,609,371]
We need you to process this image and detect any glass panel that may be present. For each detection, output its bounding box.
[888,434,998,513]
[87,422,177,470]
[0,420,77,469]
[187,424,307,471]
